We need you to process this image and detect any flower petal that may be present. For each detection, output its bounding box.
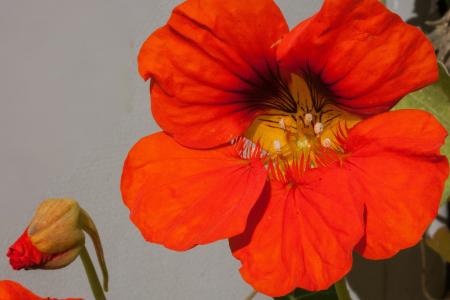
[0,280,82,300]
[277,0,437,115]
[230,168,364,296]
[121,132,268,251]
[342,110,449,259]
[7,229,54,270]
[139,0,288,148]
[0,281,43,300]
[150,82,258,149]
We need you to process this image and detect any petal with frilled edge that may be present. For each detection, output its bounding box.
[0,281,44,300]
[342,110,449,258]
[0,280,82,300]
[7,229,54,270]
[139,0,288,148]
[121,132,268,251]
[277,0,437,115]
[230,167,364,296]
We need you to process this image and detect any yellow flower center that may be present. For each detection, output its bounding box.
[245,74,361,170]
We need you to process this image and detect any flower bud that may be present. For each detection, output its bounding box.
[8,199,84,270]
[0,280,82,300]
[7,199,108,290]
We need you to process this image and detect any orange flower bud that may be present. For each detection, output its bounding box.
[8,199,84,270]
[7,199,108,290]
[0,280,82,300]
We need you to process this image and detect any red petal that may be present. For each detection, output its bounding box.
[0,281,43,300]
[343,110,449,258]
[277,0,437,115]
[139,0,288,148]
[121,132,268,251]
[230,168,364,296]
[7,229,54,270]
[0,280,82,300]
[150,82,259,149]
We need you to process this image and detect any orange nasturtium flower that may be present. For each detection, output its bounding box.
[0,280,81,300]
[121,0,449,296]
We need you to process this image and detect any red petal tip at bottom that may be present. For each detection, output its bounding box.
[0,280,82,300]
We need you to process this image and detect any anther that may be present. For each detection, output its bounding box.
[304,113,313,125]
[314,122,324,135]
[279,118,286,130]
[273,140,281,152]
[322,138,331,148]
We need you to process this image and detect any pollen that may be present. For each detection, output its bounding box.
[296,137,310,149]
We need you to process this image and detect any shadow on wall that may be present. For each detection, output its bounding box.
[406,0,445,32]
[347,245,446,300]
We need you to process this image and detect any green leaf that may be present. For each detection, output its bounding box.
[426,226,450,263]
[393,62,450,205]
[274,286,338,300]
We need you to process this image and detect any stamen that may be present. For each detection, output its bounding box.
[243,73,360,184]
[232,136,265,160]
[304,113,313,126]
[314,122,324,135]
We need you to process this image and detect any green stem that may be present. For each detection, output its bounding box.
[80,246,106,300]
[245,290,257,300]
[335,278,351,300]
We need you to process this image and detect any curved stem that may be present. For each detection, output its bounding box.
[245,289,257,300]
[335,278,351,300]
[80,208,109,291]
[80,246,106,300]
